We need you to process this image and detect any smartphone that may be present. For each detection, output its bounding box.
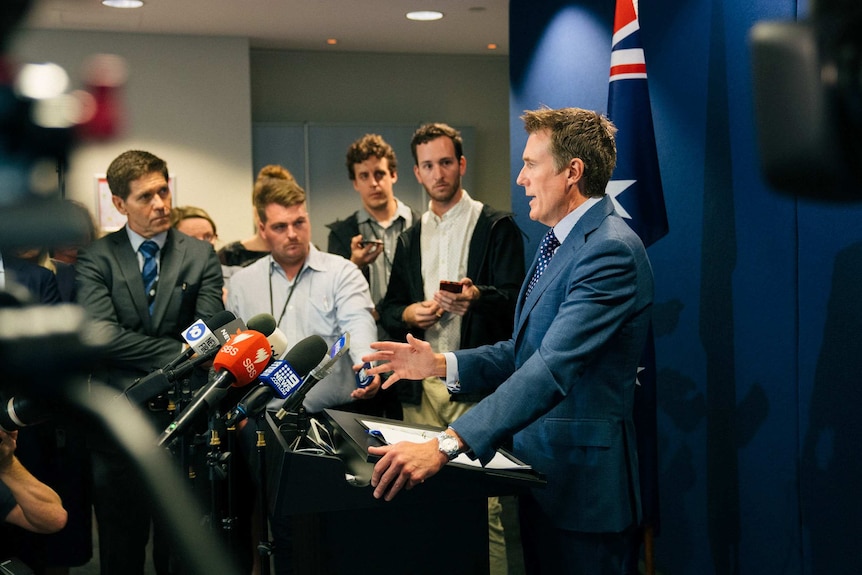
[358,238,384,249]
[355,362,373,388]
[439,280,464,293]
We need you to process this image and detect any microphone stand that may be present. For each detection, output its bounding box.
[206,408,230,541]
[66,378,241,573]
[169,377,197,495]
[288,410,307,452]
[254,413,273,575]
[225,418,238,546]
[285,406,315,452]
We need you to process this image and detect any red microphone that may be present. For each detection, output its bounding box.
[211,330,272,387]
[158,330,272,446]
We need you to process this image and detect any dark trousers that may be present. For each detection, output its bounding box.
[91,448,173,575]
[519,494,635,575]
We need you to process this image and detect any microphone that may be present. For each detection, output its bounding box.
[246,313,289,358]
[161,312,226,373]
[172,310,238,368]
[123,311,247,405]
[212,313,247,344]
[157,329,272,446]
[181,312,227,359]
[275,332,351,420]
[164,312,248,378]
[227,335,328,423]
[0,396,51,432]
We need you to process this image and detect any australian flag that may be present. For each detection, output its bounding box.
[606,0,667,535]
[607,0,668,248]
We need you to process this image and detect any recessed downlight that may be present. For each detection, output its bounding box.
[102,0,144,8]
[406,11,444,22]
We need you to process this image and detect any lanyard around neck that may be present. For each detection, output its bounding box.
[363,217,403,270]
[269,261,304,328]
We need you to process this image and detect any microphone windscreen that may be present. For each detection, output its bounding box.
[246,313,277,336]
[268,329,289,358]
[281,335,328,379]
[247,313,288,355]
[212,330,272,387]
[206,310,237,330]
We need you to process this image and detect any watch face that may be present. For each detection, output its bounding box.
[438,434,459,459]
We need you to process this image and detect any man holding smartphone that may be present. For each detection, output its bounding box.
[327,134,418,419]
[327,134,418,337]
[377,122,524,575]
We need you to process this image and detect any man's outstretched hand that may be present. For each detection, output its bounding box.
[362,334,445,388]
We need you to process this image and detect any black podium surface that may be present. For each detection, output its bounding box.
[263,409,544,575]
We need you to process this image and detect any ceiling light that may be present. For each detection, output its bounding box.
[327,38,338,45]
[487,43,498,50]
[102,0,144,8]
[406,11,444,22]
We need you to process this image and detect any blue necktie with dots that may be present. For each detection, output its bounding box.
[139,240,159,315]
[525,229,560,298]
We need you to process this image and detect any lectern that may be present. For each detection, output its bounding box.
[262,409,545,575]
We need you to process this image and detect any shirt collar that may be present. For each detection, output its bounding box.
[427,189,473,224]
[268,243,326,279]
[357,198,412,228]
[552,196,601,245]
[126,227,168,253]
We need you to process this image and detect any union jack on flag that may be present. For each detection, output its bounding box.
[606,0,668,248]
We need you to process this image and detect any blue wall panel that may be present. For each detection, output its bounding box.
[798,201,862,573]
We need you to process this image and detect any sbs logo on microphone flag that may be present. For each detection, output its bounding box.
[213,330,272,385]
[606,0,666,536]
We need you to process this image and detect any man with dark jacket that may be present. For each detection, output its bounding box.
[327,134,418,419]
[326,133,418,337]
[76,150,224,575]
[377,123,524,575]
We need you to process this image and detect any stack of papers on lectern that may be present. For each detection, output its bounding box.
[360,419,531,471]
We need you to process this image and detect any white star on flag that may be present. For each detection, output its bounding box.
[606,179,636,219]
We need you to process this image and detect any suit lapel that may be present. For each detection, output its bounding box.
[151,229,184,328]
[111,228,152,329]
[513,197,615,342]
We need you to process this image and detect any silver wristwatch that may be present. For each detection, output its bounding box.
[436,431,460,461]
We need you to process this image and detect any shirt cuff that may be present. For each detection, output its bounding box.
[444,352,460,393]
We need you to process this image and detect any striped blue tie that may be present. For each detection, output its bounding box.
[525,229,560,298]
[139,240,159,315]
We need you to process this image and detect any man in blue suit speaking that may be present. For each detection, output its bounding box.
[364,107,654,574]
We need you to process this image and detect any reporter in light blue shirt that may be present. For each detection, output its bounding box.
[227,166,381,413]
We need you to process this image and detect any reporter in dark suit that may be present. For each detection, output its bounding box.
[76,150,224,575]
[0,252,61,304]
[364,108,654,575]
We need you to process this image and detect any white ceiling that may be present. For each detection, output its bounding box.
[22,0,510,55]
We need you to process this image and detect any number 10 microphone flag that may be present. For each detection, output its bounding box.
[607,0,667,535]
